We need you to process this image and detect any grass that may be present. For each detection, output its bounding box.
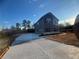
[0,32,20,59]
[47,32,79,47]
[0,35,10,59]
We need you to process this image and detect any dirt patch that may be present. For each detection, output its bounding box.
[47,32,79,47]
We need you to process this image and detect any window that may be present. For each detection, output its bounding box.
[37,22,39,25]
[46,18,51,23]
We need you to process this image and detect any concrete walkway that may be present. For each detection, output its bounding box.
[2,34,79,59]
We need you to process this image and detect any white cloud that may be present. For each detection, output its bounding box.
[65,17,75,25]
[33,14,37,17]
[39,4,45,8]
[59,17,76,25]
[29,0,38,3]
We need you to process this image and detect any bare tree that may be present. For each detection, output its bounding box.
[16,23,20,30]
[59,24,65,32]
[22,19,27,30]
[11,25,15,30]
[27,20,31,29]
[65,22,71,26]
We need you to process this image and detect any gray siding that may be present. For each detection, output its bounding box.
[34,12,59,33]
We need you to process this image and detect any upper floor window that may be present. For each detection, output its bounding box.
[37,22,39,25]
[46,18,52,23]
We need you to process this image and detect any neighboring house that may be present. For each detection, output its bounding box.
[74,14,79,39]
[34,12,59,33]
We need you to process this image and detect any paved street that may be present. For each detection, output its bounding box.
[2,33,79,59]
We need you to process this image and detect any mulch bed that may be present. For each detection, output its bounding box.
[47,32,79,47]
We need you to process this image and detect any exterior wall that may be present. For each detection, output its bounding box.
[34,12,59,33]
[34,19,45,33]
[74,15,79,39]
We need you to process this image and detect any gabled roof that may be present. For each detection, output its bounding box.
[34,12,59,26]
[75,14,79,24]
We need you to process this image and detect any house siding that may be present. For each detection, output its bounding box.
[34,12,59,33]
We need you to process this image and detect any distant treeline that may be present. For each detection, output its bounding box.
[59,23,74,32]
[0,19,35,37]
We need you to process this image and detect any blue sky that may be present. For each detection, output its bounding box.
[0,0,79,28]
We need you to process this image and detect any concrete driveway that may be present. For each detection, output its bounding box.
[2,33,79,59]
[12,33,40,46]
